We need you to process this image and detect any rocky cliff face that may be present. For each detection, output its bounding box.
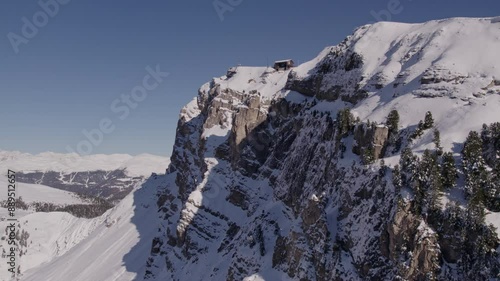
[145,17,500,281]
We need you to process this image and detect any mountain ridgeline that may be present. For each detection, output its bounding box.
[143,18,500,280]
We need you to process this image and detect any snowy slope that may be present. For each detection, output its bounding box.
[0,212,101,279]
[0,177,87,205]
[213,66,291,99]
[0,179,98,280]
[289,17,500,157]
[0,151,170,177]
[19,174,165,281]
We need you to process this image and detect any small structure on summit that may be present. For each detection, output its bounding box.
[227,66,238,78]
[273,59,294,71]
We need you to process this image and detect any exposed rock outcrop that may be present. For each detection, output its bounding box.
[145,17,500,281]
[353,124,389,160]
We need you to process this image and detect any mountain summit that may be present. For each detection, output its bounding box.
[21,17,500,281]
[145,17,500,281]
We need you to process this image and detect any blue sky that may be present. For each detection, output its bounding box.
[0,0,499,156]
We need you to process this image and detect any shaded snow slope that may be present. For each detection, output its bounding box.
[0,212,101,279]
[19,174,165,281]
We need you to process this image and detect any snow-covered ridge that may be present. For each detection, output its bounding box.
[188,17,500,154]
[143,17,500,281]
[0,151,170,177]
[293,17,500,78]
[283,16,500,156]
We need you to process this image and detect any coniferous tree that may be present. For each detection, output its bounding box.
[386,109,400,133]
[486,160,500,211]
[462,131,488,201]
[379,159,387,177]
[437,201,499,279]
[336,108,354,138]
[481,123,491,145]
[392,164,402,192]
[441,152,458,190]
[362,147,375,165]
[424,111,434,129]
[415,149,442,217]
[400,147,418,187]
[481,122,500,166]
[458,202,499,279]
[433,129,443,155]
[411,121,426,140]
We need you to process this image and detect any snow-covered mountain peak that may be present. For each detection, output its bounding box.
[280,17,500,155]
[294,16,500,92]
[144,17,500,281]
[15,17,500,281]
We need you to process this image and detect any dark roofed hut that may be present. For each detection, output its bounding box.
[273,59,294,71]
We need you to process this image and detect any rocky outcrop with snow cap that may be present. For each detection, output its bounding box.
[145,17,500,280]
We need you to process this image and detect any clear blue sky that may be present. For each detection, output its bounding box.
[0,0,498,156]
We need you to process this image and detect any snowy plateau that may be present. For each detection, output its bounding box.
[4,17,500,281]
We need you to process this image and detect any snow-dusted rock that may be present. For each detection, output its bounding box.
[144,17,500,281]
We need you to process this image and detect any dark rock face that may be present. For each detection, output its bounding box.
[228,93,270,175]
[145,76,409,280]
[420,67,468,85]
[285,40,367,104]
[143,24,500,281]
[144,71,499,280]
[353,124,389,160]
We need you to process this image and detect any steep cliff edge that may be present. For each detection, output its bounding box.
[146,17,500,281]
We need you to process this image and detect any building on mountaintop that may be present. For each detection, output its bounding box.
[273,59,294,71]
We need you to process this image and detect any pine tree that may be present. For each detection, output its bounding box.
[462,131,487,200]
[433,129,443,155]
[379,159,387,177]
[362,147,375,165]
[424,111,434,129]
[416,149,442,217]
[386,109,400,133]
[410,120,426,140]
[486,160,500,211]
[481,123,491,145]
[441,152,458,190]
[337,108,354,138]
[481,122,500,166]
[400,147,418,185]
[392,165,402,192]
